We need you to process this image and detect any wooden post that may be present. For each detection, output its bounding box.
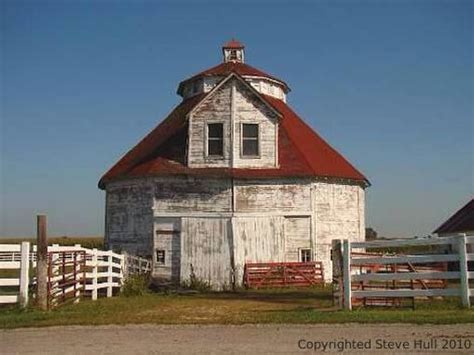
[36,215,48,310]
[343,239,352,310]
[92,248,98,301]
[458,234,470,308]
[107,251,113,297]
[331,239,343,308]
[19,242,30,307]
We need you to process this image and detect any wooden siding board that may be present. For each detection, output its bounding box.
[154,177,232,213]
[180,217,233,289]
[235,179,311,213]
[233,216,285,286]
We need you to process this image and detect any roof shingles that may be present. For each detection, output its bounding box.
[99,76,368,189]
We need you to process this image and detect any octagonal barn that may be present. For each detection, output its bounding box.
[99,40,369,289]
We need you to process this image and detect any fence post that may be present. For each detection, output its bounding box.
[458,234,470,308]
[107,251,113,297]
[343,239,352,310]
[331,239,343,308]
[36,215,48,310]
[92,248,98,301]
[19,242,30,307]
[122,251,129,280]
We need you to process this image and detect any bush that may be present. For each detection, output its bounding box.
[181,265,212,292]
[121,274,150,297]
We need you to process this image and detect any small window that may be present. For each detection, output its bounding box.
[229,50,237,61]
[242,123,259,156]
[208,123,224,156]
[300,249,312,263]
[156,250,166,265]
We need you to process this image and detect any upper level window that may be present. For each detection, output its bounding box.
[229,50,238,61]
[207,123,224,156]
[242,123,259,156]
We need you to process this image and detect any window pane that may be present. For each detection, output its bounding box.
[242,140,258,156]
[156,250,165,264]
[300,249,311,262]
[243,124,258,138]
[208,140,223,156]
[208,123,223,138]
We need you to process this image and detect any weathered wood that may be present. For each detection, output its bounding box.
[458,234,470,308]
[19,242,30,307]
[36,215,48,310]
[343,239,352,310]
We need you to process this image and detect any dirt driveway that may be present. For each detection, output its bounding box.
[2,323,474,354]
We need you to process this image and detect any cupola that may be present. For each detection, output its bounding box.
[222,39,245,63]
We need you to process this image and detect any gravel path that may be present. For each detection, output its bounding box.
[2,323,474,354]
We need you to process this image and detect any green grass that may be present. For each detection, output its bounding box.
[1,287,473,329]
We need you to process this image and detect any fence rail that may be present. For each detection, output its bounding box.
[0,242,30,307]
[0,243,151,308]
[333,234,473,310]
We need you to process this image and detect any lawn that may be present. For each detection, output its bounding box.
[1,287,473,329]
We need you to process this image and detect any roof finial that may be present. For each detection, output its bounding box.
[222,38,245,63]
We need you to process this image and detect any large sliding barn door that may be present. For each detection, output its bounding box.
[180,217,233,289]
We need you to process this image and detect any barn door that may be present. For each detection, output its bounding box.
[153,218,181,283]
[284,216,311,262]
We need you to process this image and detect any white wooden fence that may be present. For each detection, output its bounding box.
[334,234,474,310]
[0,242,30,307]
[0,243,151,307]
[45,245,125,302]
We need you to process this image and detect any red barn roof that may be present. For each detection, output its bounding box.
[223,39,244,49]
[99,78,368,189]
[434,199,474,234]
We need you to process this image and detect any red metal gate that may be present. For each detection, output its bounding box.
[244,261,324,289]
[47,250,86,308]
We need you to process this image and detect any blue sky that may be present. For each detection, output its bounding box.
[1,0,472,238]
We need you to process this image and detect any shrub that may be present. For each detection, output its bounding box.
[121,274,150,297]
[181,265,212,292]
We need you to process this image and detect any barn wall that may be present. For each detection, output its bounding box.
[153,176,232,213]
[313,182,365,280]
[105,180,153,257]
[105,177,365,287]
[234,178,311,213]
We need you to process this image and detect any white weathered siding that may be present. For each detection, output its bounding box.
[180,217,233,289]
[188,81,232,167]
[188,77,278,169]
[235,179,311,213]
[313,182,365,280]
[105,176,366,288]
[153,176,232,213]
[180,76,286,102]
[105,180,153,256]
[284,216,311,261]
[232,80,278,168]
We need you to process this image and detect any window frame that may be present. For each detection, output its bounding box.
[156,249,166,265]
[299,248,312,263]
[240,123,260,158]
[206,122,225,158]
